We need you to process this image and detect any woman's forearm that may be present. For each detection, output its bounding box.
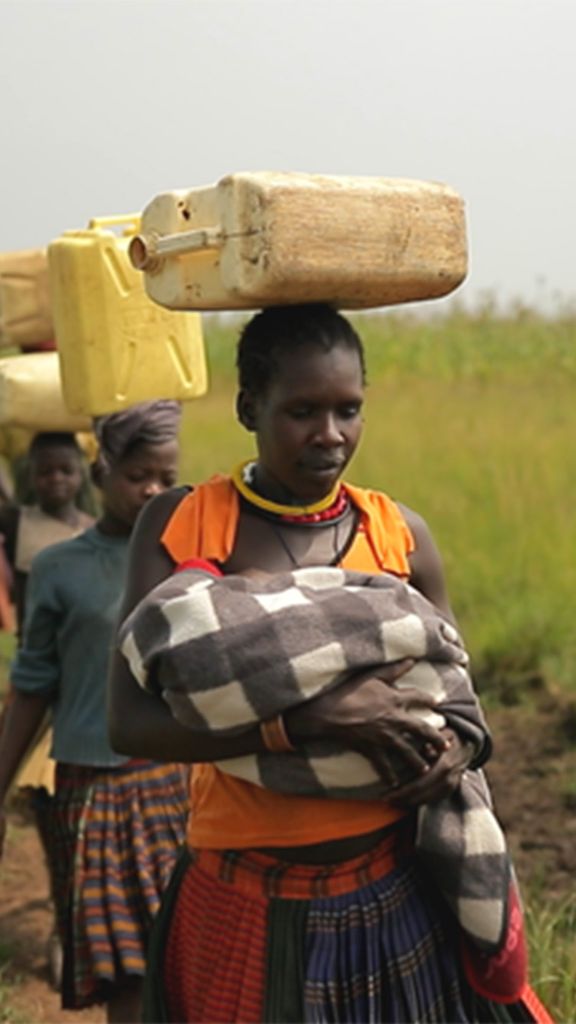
[108,658,267,762]
[0,690,52,803]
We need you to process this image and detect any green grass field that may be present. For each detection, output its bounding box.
[183,306,576,702]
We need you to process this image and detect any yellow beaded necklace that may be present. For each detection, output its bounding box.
[231,460,342,519]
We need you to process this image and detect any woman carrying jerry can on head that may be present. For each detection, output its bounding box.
[0,401,189,1024]
[109,305,553,1024]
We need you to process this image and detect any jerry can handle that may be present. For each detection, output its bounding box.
[129,226,223,272]
[88,214,142,235]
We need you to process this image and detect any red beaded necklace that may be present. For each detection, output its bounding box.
[279,485,349,524]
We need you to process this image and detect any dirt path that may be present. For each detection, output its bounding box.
[0,809,105,1024]
[484,700,576,901]
[1,701,574,1023]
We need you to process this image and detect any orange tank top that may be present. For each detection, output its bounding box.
[161,476,415,849]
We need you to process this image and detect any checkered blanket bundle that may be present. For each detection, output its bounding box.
[119,566,515,953]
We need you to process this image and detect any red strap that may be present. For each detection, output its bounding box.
[174,558,223,577]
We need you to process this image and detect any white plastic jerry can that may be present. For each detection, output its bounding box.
[47,215,208,416]
[0,248,54,349]
[0,351,90,431]
[129,171,468,311]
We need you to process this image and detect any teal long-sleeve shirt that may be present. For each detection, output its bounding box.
[11,526,130,768]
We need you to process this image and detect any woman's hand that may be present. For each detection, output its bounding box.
[387,728,474,806]
[285,662,452,785]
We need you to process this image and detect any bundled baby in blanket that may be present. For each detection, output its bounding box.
[119,559,487,789]
[119,559,519,957]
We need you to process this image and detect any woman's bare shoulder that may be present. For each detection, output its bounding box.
[134,485,191,541]
[395,501,427,535]
[395,501,454,621]
[122,486,192,611]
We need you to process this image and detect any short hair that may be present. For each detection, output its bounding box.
[236,304,366,395]
[28,432,82,461]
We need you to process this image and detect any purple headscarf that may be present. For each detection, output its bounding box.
[93,400,181,471]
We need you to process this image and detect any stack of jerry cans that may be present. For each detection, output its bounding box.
[48,215,207,416]
[0,351,90,431]
[0,248,54,350]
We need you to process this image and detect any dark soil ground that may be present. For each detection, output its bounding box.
[484,699,576,902]
[0,699,574,1024]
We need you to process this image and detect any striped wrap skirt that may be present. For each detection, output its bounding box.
[52,759,189,1010]
[144,826,552,1024]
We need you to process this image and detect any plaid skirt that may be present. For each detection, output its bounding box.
[144,829,552,1024]
[52,759,189,1010]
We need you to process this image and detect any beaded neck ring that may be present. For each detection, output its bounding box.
[231,460,350,525]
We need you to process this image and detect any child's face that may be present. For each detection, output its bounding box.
[99,440,179,529]
[31,446,83,512]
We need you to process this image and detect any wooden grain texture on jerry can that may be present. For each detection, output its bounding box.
[129,171,468,311]
[0,248,54,349]
[47,215,207,416]
[0,352,90,431]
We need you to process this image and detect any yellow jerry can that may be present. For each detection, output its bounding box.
[0,248,54,349]
[129,171,468,311]
[48,215,208,416]
[0,352,90,431]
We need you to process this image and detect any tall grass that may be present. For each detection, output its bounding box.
[181,307,576,698]
[525,893,576,1022]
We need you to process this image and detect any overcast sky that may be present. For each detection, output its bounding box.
[1,0,574,313]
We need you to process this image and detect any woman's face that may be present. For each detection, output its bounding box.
[99,440,179,530]
[247,343,364,504]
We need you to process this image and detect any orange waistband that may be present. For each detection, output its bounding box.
[190,824,411,901]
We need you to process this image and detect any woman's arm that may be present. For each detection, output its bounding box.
[398,503,456,623]
[0,551,59,856]
[0,544,63,823]
[108,489,270,762]
[108,499,440,769]
[0,690,52,804]
[0,690,53,858]
[109,491,474,802]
